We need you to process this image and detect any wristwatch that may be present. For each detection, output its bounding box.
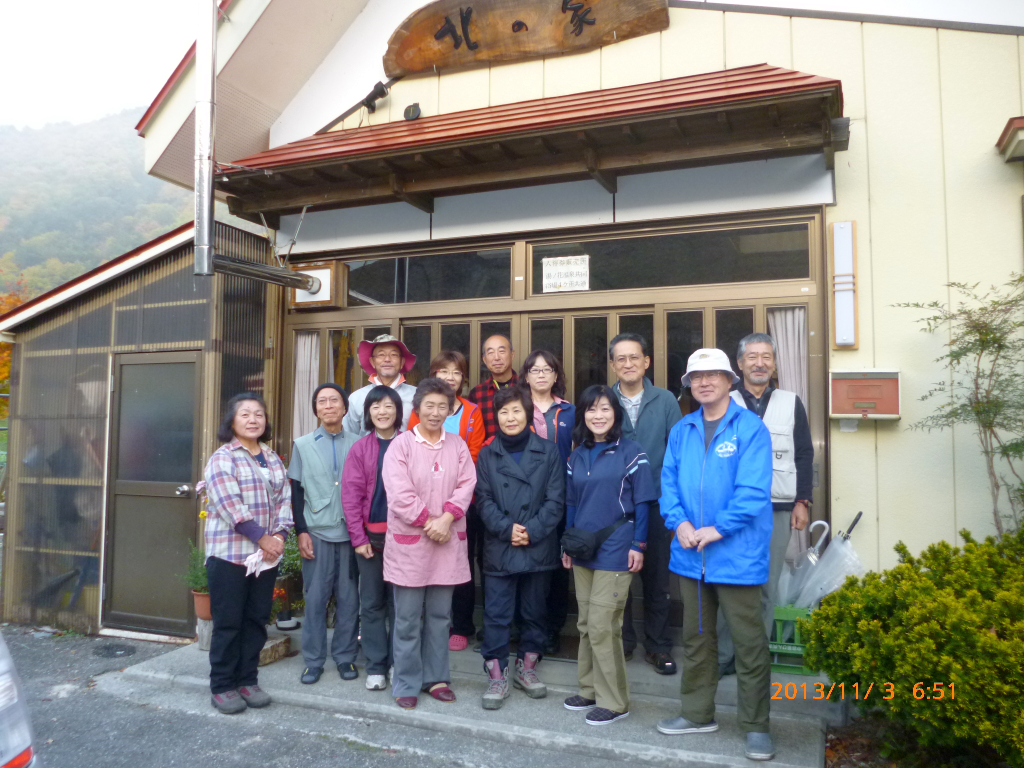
[795,499,812,508]
[631,540,647,552]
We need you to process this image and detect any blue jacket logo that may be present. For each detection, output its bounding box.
[715,441,737,458]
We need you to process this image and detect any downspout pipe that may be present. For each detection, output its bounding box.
[194,0,216,276]
[192,0,320,294]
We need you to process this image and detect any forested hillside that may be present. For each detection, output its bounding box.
[0,108,192,296]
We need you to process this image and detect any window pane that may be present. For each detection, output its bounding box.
[117,362,194,482]
[530,318,564,365]
[440,323,471,363]
[532,224,809,295]
[348,249,511,306]
[715,308,755,373]
[617,314,654,383]
[573,316,608,399]
[330,330,358,393]
[401,325,432,387]
[364,326,391,341]
[479,321,512,383]
[667,311,704,412]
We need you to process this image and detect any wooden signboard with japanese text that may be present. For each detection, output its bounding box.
[383,0,669,78]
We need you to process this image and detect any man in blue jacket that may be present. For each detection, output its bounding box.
[656,349,775,762]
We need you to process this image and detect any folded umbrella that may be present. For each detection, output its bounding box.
[794,512,865,609]
[782,520,830,607]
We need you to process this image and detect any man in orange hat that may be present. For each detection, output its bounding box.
[343,334,417,436]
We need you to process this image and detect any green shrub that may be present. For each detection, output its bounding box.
[180,540,208,593]
[278,530,303,580]
[803,529,1024,766]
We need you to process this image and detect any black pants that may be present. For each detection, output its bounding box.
[207,556,277,694]
[482,570,552,664]
[545,515,570,638]
[451,505,485,637]
[622,503,673,655]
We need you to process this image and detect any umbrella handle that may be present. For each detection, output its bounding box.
[842,511,864,540]
[808,520,829,555]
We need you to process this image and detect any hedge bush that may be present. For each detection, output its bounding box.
[803,528,1024,766]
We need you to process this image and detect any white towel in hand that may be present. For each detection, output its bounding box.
[244,548,281,577]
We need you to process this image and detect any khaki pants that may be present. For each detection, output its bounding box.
[574,566,633,713]
[678,575,771,733]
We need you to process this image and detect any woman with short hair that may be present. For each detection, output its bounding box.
[342,385,404,692]
[561,385,656,726]
[203,393,293,714]
[407,350,485,651]
[475,386,565,709]
[383,378,477,709]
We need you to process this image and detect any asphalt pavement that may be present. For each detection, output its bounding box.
[1,624,636,768]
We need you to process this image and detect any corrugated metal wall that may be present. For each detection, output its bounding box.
[2,223,271,632]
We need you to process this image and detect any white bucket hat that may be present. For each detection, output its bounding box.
[682,348,741,387]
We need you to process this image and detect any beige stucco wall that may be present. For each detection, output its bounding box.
[343,9,1024,571]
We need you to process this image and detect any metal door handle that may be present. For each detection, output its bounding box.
[175,484,192,497]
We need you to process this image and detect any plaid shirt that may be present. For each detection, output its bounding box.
[203,438,293,565]
[467,371,519,440]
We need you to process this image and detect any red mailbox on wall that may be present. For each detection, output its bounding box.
[830,370,900,420]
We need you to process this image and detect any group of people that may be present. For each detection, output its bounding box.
[201,328,813,763]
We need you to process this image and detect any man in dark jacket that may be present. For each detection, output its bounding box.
[475,387,565,710]
[610,333,682,676]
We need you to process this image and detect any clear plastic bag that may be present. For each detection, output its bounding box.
[793,513,865,609]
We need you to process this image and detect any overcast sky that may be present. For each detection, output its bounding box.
[0,0,194,129]
[1,0,1021,131]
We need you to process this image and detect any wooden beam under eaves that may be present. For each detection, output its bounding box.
[584,149,616,194]
[390,174,434,214]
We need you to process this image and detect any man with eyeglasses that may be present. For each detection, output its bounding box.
[658,348,774,762]
[343,334,417,437]
[717,333,813,678]
[608,333,681,676]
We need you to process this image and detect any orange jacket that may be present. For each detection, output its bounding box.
[407,396,485,463]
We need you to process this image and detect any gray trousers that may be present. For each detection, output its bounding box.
[301,535,360,670]
[356,550,394,675]
[391,584,454,699]
[718,510,791,664]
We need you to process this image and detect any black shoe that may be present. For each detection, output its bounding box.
[645,652,678,675]
[623,648,634,661]
[543,633,561,656]
[718,658,736,679]
[338,662,359,681]
[563,695,597,711]
[300,667,322,684]
[586,707,629,726]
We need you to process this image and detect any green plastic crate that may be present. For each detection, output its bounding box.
[769,605,817,676]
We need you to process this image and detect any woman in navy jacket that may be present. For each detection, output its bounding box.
[561,385,656,726]
[520,349,575,653]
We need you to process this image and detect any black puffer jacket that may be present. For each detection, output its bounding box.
[476,432,565,576]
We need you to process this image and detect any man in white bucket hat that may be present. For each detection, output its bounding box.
[656,348,776,761]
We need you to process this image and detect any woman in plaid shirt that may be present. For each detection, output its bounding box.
[203,393,293,714]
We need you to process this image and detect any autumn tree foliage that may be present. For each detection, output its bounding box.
[0,280,29,419]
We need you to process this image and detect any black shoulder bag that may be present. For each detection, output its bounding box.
[560,517,631,561]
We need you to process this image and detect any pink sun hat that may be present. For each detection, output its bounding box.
[357,334,417,378]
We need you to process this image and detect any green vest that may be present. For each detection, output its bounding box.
[293,430,357,534]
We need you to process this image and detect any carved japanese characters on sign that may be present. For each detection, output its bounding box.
[384,0,669,78]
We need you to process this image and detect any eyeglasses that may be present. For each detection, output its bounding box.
[689,371,725,383]
[613,354,645,365]
[528,367,555,376]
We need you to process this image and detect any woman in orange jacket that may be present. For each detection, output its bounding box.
[406,350,484,461]
[407,350,485,650]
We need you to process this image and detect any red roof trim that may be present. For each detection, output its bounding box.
[135,0,236,137]
[996,116,1024,151]
[226,64,843,173]
[0,223,194,328]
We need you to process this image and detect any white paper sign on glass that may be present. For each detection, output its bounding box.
[542,255,590,293]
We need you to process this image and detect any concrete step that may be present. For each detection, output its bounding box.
[119,640,827,768]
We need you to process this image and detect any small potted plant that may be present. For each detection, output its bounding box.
[182,539,211,620]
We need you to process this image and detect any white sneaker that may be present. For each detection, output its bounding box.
[365,674,387,691]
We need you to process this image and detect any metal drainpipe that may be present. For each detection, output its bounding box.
[194,0,216,276]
